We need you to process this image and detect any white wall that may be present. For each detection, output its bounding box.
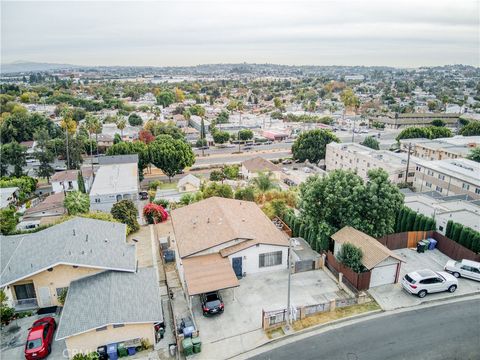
[227,243,288,275]
[90,191,138,213]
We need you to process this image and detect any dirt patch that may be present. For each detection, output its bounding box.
[266,327,285,339]
[292,301,381,331]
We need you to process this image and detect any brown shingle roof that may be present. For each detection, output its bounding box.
[331,226,403,270]
[182,253,239,296]
[242,157,281,173]
[24,193,65,217]
[171,197,289,258]
[51,168,93,182]
[219,240,256,257]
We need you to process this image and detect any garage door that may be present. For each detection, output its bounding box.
[370,263,398,288]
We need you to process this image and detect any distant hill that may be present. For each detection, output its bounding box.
[1,61,79,73]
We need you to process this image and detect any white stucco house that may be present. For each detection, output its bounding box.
[170,197,289,300]
[51,169,94,194]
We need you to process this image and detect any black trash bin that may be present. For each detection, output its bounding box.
[97,345,108,360]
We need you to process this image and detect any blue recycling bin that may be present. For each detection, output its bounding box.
[428,238,437,250]
[127,347,136,356]
[107,343,118,360]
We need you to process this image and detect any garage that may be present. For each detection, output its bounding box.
[332,226,404,289]
[370,260,400,288]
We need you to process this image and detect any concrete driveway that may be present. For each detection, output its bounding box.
[1,312,66,360]
[369,248,480,310]
[192,269,348,346]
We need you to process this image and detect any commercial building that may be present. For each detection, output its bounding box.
[399,136,480,161]
[89,162,139,212]
[368,113,460,129]
[413,158,480,200]
[325,142,418,184]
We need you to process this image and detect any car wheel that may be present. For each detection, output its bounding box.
[418,290,427,298]
[452,272,460,278]
[448,285,457,293]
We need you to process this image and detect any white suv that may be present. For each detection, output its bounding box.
[402,269,458,298]
[444,259,480,282]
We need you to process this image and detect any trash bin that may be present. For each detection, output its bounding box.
[182,337,193,356]
[127,347,136,356]
[97,346,108,360]
[192,337,202,354]
[428,238,437,250]
[107,343,118,360]
[416,241,426,253]
[169,344,177,357]
[117,343,128,358]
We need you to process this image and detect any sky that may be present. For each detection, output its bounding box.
[1,0,479,67]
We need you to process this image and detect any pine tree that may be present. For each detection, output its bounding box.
[413,214,420,231]
[77,171,86,193]
[452,223,463,242]
[395,208,404,233]
[400,209,409,232]
[418,216,427,232]
[445,220,454,238]
[405,210,416,231]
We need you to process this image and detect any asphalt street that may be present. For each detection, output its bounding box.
[249,298,480,360]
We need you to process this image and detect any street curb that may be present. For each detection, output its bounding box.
[227,308,383,360]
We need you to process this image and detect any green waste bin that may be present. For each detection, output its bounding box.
[192,337,202,354]
[182,337,194,356]
[117,342,128,358]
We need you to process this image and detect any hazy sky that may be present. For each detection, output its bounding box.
[1,0,479,67]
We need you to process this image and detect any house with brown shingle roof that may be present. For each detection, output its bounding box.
[171,197,289,297]
[331,226,404,288]
[241,157,282,180]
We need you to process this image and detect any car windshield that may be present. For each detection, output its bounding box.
[405,274,416,284]
[436,273,446,281]
[206,300,221,307]
[26,338,42,350]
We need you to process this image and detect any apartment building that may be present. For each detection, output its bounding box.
[413,158,480,200]
[325,142,418,184]
[368,113,460,129]
[399,136,479,161]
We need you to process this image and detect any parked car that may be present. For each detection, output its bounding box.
[25,317,56,360]
[282,167,290,174]
[282,159,293,165]
[201,291,224,316]
[444,259,480,281]
[402,269,458,298]
[243,146,253,151]
[139,191,149,200]
[283,178,296,186]
[360,129,369,134]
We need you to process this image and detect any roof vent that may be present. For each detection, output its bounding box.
[73,229,76,236]
[104,238,108,243]
[207,217,210,223]
[85,235,88,242]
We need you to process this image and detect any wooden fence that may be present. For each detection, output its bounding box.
[378,231,480,262]
[325,252,371,291]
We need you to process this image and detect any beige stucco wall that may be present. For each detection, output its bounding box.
[178,182,198,193]
[11,265,102,307]
[65,323,155,358]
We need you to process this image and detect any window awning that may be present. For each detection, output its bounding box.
[182,254,240,296]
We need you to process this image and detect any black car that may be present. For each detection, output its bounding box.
[200,291,224,316]
[139,191,149,200]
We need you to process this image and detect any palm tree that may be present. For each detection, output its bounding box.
[252,171,277,192]
[116,118,127,139]
[59,111,76,170]
[85,114,101,174]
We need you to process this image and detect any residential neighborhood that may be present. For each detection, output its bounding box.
[1,1,480,359]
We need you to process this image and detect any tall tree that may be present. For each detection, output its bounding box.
[111,200,140,234]
[148,135,195,181]
[467,148,480,163]
[251,171,278,192]
[64,191,90,215]
[156,90,176,108]
[292,129,339,163]
[77,171,86,193]
[459,121,480,136]
[2,141,27,177]
[361,136,380,150]
[116,118,127,138]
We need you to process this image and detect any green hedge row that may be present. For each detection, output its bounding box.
[445,220,480,253]
[282,211,329,252]
[395,207,436,233]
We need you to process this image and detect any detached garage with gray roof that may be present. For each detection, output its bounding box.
[56,268,163,357]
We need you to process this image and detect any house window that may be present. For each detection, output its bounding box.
[439,226,444,232]
[438,174,445,180]
[259,251,283,268]
[476,188,480,195]
[68,181,73,189]
[427,170,434,176]
[436,186,443,193]
[408,172,415,177]
[425,182,432,188]
[462,183,470,190]
[113,324,125,328]
[96,326,107,332]
[95,198,100,203]
[398,174,403,178]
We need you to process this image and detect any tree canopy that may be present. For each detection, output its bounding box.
[128,113,143,126]
[148,135,195,180]
[292,129,339,163]
[467,147,480,163]
[64,191,90,215]
[396,126,452,141]
[459,121,480,136]
[111,200,140,234]
[156,90,175,108]
[361,136,380,150]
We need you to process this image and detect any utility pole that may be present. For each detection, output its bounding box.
[351,117,356,143]
[65,127,70,170]
[405,142,412,185]
[286,237,292,329]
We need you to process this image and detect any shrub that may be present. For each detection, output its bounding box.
[57,288,68,306]
[153,198,169,208]
[143,203,168,224]
[111,200,140,234]
[336,242,365,273]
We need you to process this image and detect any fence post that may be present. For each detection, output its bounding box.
[329,299,336,312]
[357,291,367,304]
[338,272,343,284]
[300,306,306,320]
[319,253,326,269]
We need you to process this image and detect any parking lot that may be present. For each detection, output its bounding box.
[191,269,348,346]
[369,248,480,310]
[1,312,66,360]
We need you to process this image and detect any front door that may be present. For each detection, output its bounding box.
[38,287,52,307]
[232,257,243,278]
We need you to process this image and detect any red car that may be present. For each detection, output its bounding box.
[25,317,56,360]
